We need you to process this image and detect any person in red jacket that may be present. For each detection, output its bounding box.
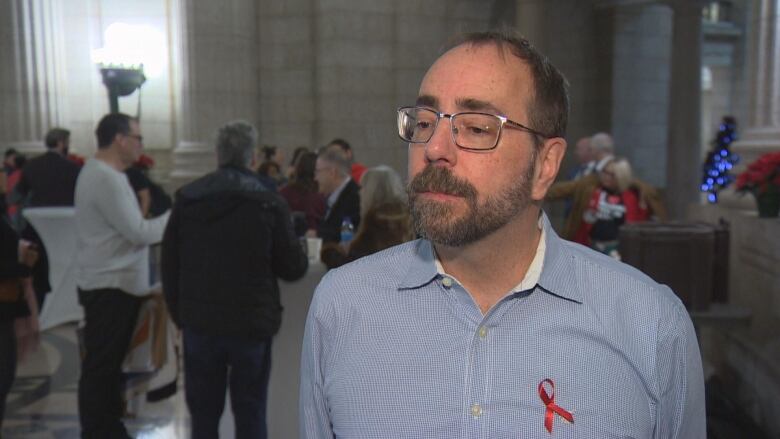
[574,157,653,256]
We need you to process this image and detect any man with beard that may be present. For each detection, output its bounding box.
[300,31,704,438]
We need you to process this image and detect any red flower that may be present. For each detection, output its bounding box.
[737,151,780,195]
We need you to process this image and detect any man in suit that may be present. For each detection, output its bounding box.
[11,128,81,306]
[13,128,80,207]
[314,147,360,243]
[325,138,367,184]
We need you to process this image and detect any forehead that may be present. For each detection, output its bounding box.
[129,119,141,133]
[418,44,533,117]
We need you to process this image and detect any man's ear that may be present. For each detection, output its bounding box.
[531,137,567,201]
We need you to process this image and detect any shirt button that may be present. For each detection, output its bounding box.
[470,403,483,417]
[442,277,453,288]
[478,326,488,338]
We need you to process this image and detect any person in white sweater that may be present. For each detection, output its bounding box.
[74,113,170,439]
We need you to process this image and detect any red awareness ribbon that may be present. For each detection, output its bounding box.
[538,378,574,434]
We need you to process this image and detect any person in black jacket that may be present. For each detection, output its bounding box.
[314,147,361,243]
[161,120,307,439]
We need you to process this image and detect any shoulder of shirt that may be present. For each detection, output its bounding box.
[554,236,688,318]
[311,240,420,306]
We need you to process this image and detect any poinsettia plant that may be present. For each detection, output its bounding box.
[735,151,780,195]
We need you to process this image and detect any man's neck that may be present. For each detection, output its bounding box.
[435,208,543,314]
[94,149,127,172]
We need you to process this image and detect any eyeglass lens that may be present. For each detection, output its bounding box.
[398,107,501,150]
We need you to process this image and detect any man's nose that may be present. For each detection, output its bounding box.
[424,118,457,166]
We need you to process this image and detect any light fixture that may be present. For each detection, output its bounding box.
[92,22,166,114]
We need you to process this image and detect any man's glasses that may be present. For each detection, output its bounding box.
[397,106,549,151]
[126,134,143,143]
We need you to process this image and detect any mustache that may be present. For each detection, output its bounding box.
[407,166,476,199]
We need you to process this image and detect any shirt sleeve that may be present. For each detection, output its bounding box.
[95,171,169,246]
[300,277,336,439]
[654,289,707,438]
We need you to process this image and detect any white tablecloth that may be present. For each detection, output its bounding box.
[22,207,82,331]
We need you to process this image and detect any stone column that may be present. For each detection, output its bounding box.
[169,0,259,189]
[665,0,704,219]
[0,0,66,156]
[718,0,780,209]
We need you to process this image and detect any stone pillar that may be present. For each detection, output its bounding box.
[716,0,780,209]
[665,0,703,219]
[169,0,259,189]
[0,0,66,156]
[740,0,780,156]
[611,3,673,189]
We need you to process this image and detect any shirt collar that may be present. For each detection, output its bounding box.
[432,216,546,292]
[327,176,352,208]
[398,213,583,304]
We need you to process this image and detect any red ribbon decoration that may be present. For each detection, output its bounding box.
[538,378,574,434]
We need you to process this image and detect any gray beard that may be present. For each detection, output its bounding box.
[408,163,535,247]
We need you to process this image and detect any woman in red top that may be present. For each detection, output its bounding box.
[574,157,652,256]
[279,152,326,234]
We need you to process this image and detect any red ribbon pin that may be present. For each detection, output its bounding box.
[538,379,574,434]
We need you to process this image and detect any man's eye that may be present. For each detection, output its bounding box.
[464,124,491,135]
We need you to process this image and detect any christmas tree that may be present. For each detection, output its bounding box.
[700,116,739,203]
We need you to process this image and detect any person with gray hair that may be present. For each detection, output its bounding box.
[358,165,406,219]
[162,120,307,439]
[590,131,615,172]
[319,165,413,268]
[314,145,361,243]
[215,120,257,168]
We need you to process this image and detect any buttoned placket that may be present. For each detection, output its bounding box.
[439,274,526,439]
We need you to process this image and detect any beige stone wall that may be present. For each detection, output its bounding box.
[255,0,496,179]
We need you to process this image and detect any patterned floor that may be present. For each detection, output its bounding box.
[2,324,200,439]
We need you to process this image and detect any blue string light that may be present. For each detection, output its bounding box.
[700,116,739,203]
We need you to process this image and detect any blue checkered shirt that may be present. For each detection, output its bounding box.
[300,215,706,438]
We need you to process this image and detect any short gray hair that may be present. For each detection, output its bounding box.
[590,132,614,154]
[216,121,257,168]
[317,146,350,177]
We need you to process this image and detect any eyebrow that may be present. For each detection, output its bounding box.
[414,95,506,116]
[415,95,438,108]
[456,98,505,115]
